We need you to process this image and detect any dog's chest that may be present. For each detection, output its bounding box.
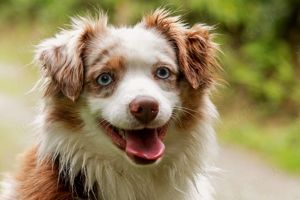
[84,168,204,200]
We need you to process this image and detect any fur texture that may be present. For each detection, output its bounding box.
[1,9,219,200]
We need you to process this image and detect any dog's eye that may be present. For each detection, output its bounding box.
[97,73,113,86]
[155,67,170,79]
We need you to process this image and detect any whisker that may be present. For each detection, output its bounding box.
[97,119,110,130]
[173,107,199,120]
[170,112,183,128]
[174,106,200,114]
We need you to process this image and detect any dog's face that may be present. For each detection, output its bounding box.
[83,27,180,164]
[36,10,217,165]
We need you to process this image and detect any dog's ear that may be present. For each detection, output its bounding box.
[142,9,218,89]
[35,16,107,101]
[184,24,218,88]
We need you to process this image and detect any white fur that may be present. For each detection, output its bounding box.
[1,17,219,200]
[88,72,179,130]
[37,96,218,200]
[0,175,17,200]
[87,26,180,130]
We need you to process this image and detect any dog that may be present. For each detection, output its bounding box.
[0,9,219,200]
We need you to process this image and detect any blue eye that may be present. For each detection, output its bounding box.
[97,73,113,86]
[156,67,170,79]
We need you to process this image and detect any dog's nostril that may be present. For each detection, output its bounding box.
[129,96,159,124]
[137,107,143,114]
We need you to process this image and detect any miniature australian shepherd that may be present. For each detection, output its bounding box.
[1,9,219,200]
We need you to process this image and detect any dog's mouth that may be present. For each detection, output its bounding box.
[99,120,168,165]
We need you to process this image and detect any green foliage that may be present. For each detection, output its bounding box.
[187,0,300,115]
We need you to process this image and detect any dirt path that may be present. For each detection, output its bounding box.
[214,145,300,200]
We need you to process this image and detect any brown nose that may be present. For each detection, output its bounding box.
[129,96,159,124]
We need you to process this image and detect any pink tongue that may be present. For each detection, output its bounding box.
[125,129,165,161]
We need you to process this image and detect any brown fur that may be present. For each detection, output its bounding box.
[15,148,97,200]
[152,63,179,91]
[89,49,110,67]
[85,55,125,97]
[15,148,73,200]
[87,44,118,68]
[185,24,218,88]
[142,9,218,89]
[177,82,207,130]
[10,10,218,200]
[142,9,218,130]
[38,15,108,102]
[39,38,85,101]
[45,96,85,131]
[142,10,189,85]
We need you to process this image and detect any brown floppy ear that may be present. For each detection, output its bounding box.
[35,16,107,101]
[184,24,218,89]
[142,9,218,89]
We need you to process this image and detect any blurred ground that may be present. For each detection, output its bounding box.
[0,63,35,173]
[214,145,300,200]
[1,64,300,199]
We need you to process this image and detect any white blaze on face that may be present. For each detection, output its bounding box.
[87,26,180,129]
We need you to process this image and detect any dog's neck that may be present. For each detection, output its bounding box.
[37,124,216,200]
[56,157,98,200]
[55,155,200,200]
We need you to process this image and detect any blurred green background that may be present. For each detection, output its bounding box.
[0,0,299,175]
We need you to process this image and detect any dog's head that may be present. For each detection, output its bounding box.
[36,10,218,166]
